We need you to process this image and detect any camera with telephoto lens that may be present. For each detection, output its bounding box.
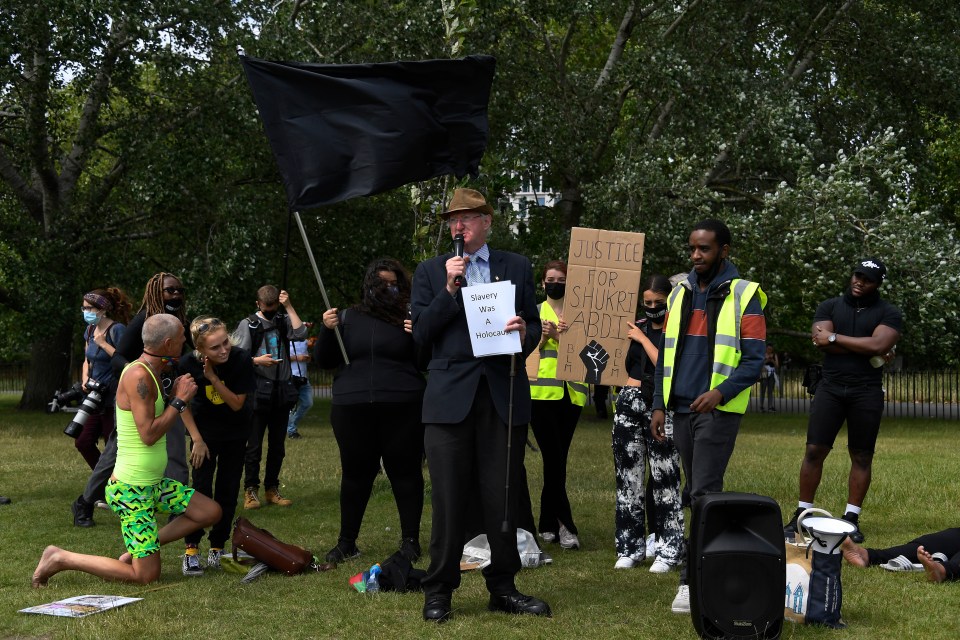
[62,379,107,438]
[47,382,85,413]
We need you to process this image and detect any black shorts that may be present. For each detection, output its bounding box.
[806,382,885,452]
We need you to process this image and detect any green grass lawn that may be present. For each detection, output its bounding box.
[2,396,959,639]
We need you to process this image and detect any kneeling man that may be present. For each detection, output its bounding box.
[33,314,220,586]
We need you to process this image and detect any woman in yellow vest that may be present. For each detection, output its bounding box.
[530,260,589,549]
[612,274,684,572]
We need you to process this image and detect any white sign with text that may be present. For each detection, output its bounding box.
[463,280,521,357]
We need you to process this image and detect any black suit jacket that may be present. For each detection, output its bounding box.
[411,248,542,425]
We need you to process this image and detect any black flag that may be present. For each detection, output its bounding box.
[240,54,496,210]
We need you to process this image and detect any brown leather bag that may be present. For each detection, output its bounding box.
[232,517,314,576]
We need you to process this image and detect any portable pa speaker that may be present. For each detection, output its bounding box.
[689,492,785,640]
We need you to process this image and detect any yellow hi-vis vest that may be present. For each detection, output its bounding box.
[530,302,588,405]
[660,278,766,414]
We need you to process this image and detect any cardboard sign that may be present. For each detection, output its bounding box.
[556,228,645,387]
[462,281,522,357]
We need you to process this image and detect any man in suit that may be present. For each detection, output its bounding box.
[411,188,550,623]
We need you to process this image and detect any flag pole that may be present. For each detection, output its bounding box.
[293,210,350,365]
[281,209,292,291]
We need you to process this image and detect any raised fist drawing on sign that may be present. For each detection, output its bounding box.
[579,340,609,384]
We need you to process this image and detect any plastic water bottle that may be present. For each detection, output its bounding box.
[366,564,381,593]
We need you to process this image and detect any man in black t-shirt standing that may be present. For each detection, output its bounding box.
[784,258,902,543]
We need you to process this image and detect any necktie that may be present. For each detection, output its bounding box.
[466,257,484,286]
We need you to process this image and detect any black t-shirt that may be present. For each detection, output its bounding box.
[814,293,903,386]
[179,347,256,441]
[624,321,662,404]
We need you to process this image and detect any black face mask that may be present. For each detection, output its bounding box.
[644,302,667,321]
[544,282,566,300]
[260,308,278,321]
[163,298,183,312]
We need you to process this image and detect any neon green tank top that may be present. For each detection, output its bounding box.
[113,361,167,485]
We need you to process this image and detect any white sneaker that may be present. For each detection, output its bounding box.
[614,556,638,569]
[207,548,223,570]
[558,524,580,550]
[182,553,204,577]
[671,584,690,613]
[649,557,672,574]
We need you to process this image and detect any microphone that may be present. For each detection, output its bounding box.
[453,234,465,287]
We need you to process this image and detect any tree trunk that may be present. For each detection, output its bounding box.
[18,323,75,410]
[557,182,584,230]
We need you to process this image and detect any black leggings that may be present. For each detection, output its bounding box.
[185,436,246,548]
[331,401,424,543]
[530,391,582,536]
[868,527,960,581]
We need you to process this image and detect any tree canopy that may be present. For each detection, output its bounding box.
[2,0,959,407]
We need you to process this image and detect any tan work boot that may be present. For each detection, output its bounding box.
[265,487,292,506]
[243,487,261,510]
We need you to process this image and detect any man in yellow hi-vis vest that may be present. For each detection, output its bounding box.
[650,219,767,615]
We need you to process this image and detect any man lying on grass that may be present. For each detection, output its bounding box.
[33,314,220,587]
[842,527,960,583]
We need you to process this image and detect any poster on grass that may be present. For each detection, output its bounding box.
[20,594,142,618]
[556,227,645,387]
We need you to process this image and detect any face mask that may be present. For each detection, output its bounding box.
[386,285,399,297]
[260,308,278,321]
[644,302,667,322]
[163,298,183,312]
[83,311,100,325]
[544,282,566,300]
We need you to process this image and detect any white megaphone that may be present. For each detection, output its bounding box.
[801,515,857,555]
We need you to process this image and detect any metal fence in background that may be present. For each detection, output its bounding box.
[2,363,959,419]
[748,368,960,419]
[0,363,335,399]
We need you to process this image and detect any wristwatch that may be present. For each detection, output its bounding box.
[169,397,187,413]
[828,333,837,344]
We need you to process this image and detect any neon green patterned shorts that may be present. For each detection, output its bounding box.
[105,477,195,559]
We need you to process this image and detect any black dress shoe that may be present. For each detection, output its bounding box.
[71,495,95,527]
[488,591,552,617]
[0,496,10,505]
[423,596,452,623]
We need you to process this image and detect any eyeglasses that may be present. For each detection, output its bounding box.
[197,319,224,334]
[163,287,186,295]
[445,213,483,228]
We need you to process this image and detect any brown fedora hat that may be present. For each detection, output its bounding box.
[441,188,495,218]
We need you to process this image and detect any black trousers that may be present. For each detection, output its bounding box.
[529,390,582,536]
[244,403,288,490]
[331,401,424,542]
[868,527,960,580]
[422,382,526,598]
[185,436,246,548]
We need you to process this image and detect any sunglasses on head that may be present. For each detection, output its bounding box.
[197,319,224,334]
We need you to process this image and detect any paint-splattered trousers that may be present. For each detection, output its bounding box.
[612,386,685,564]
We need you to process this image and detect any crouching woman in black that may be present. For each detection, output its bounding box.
[179,316,256,574]
[317,258,426,564]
